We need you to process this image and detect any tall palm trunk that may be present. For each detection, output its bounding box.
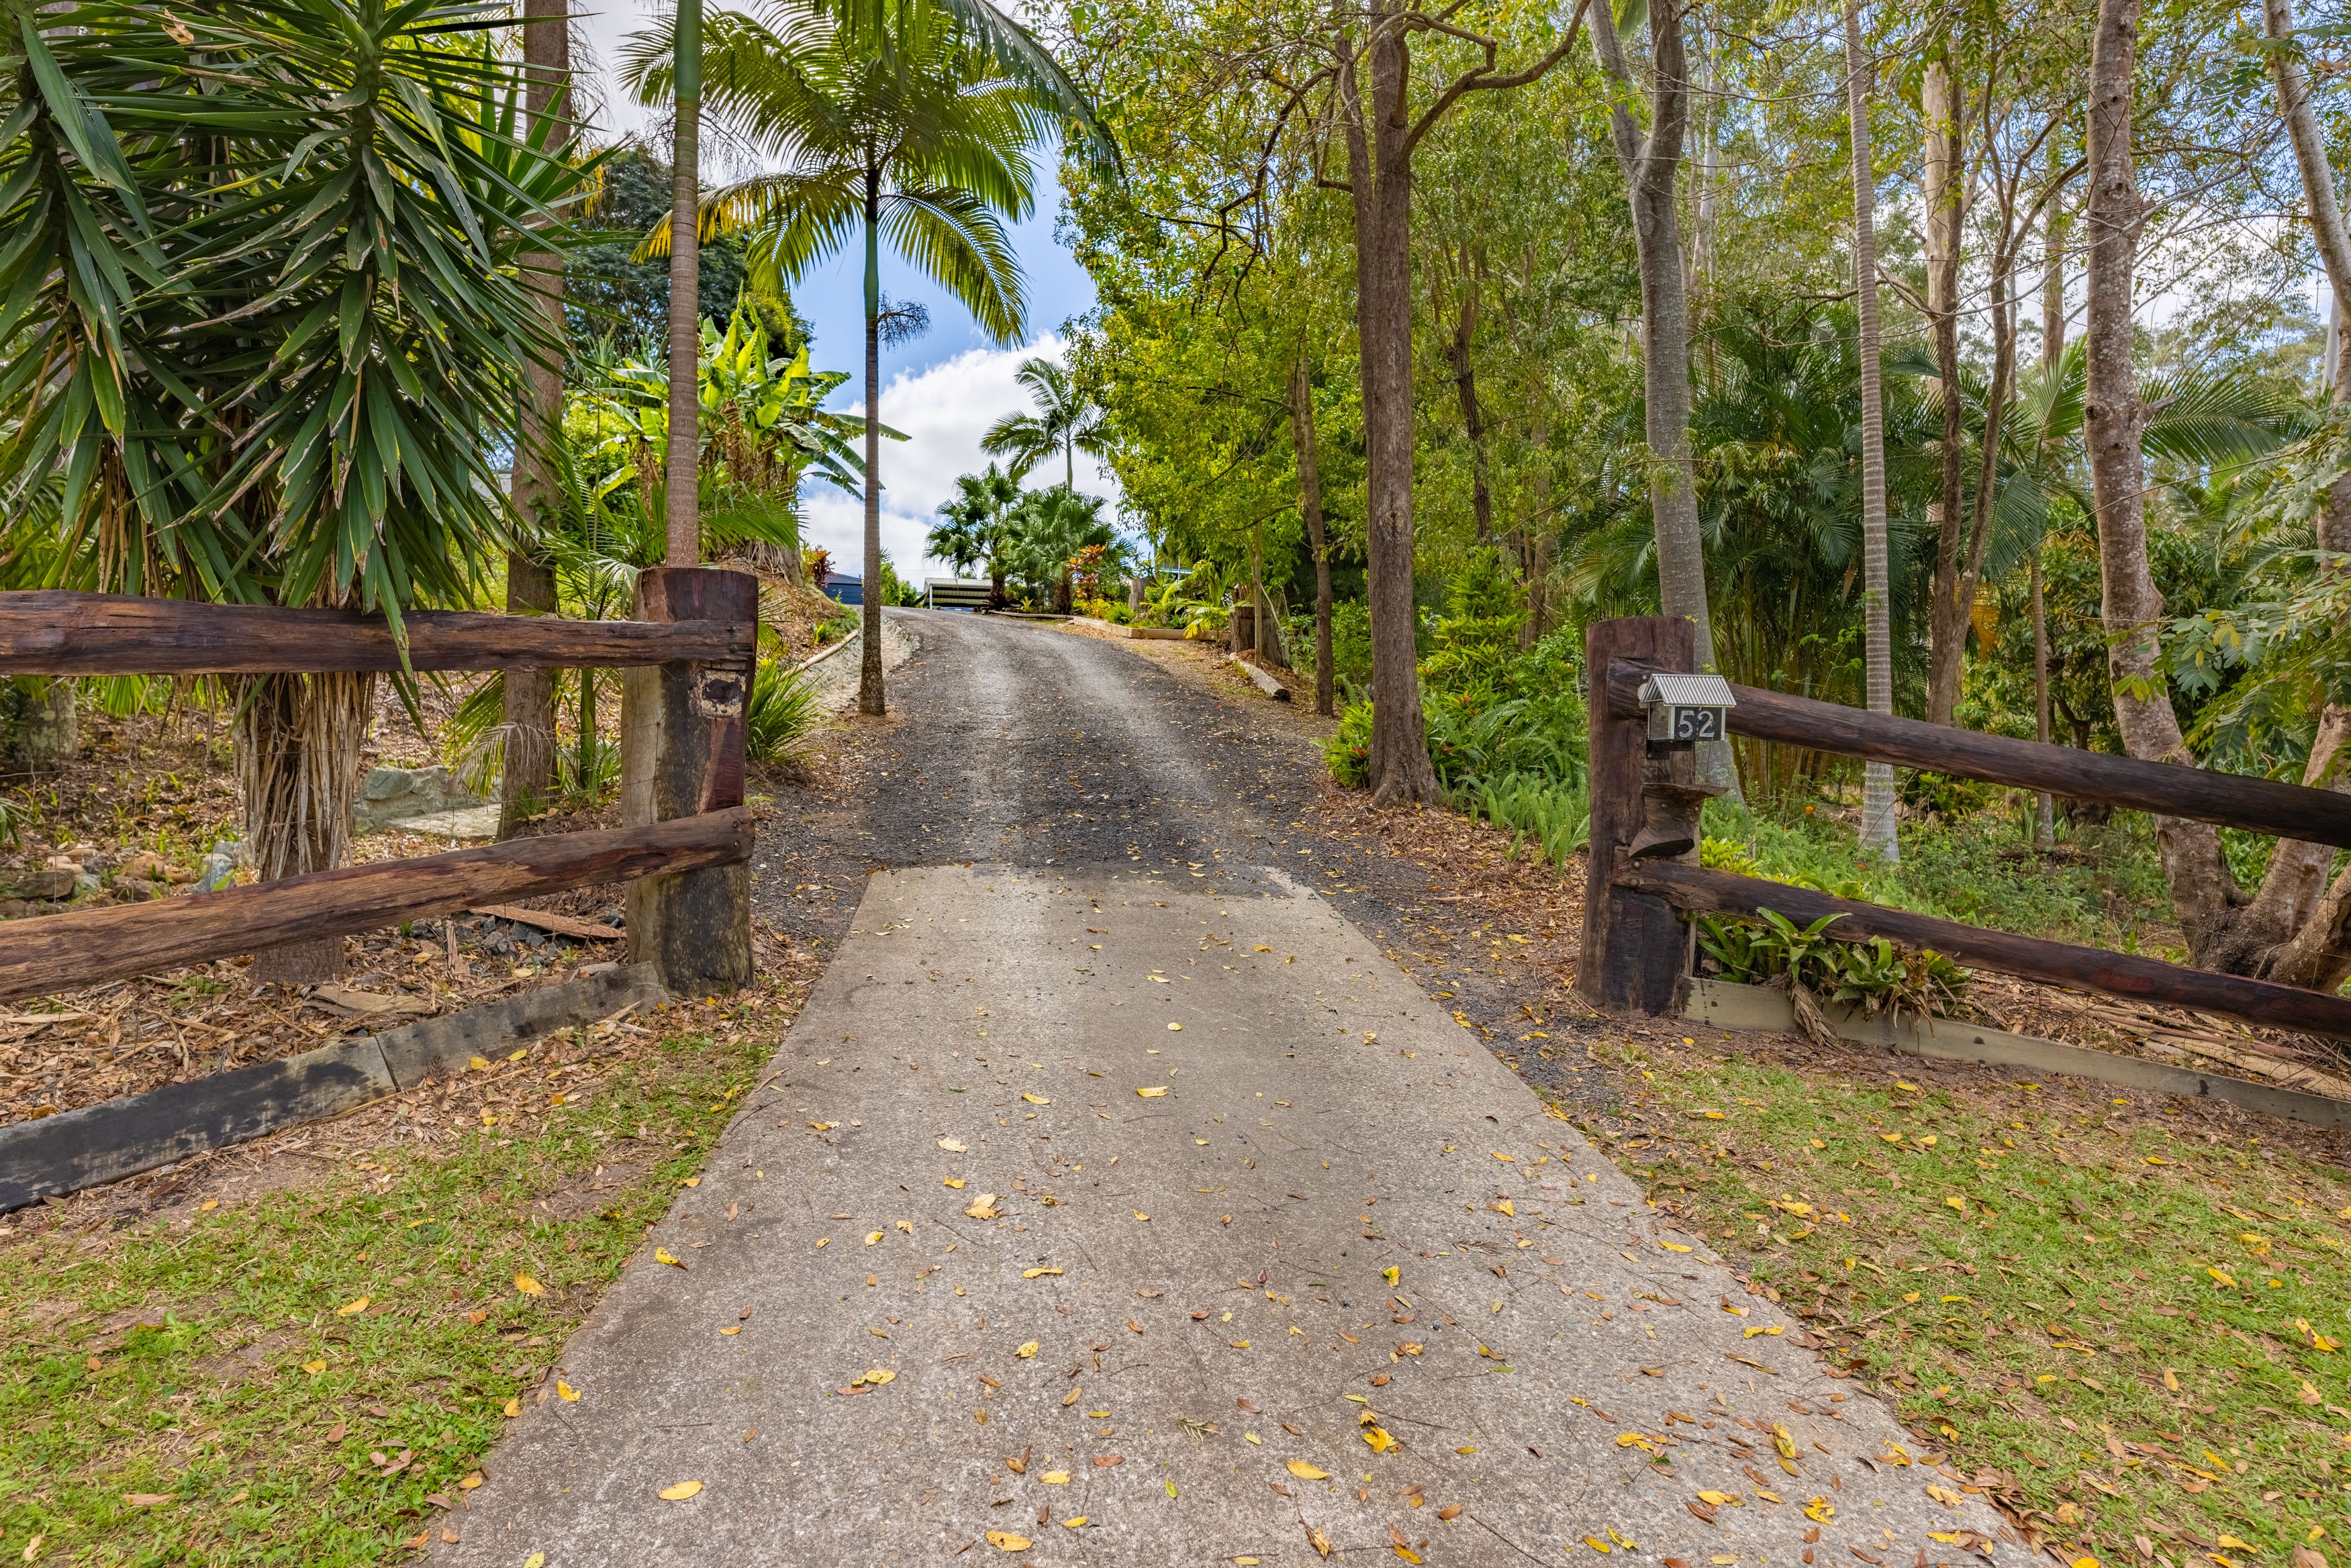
[2084,0,2240,959]
[1590,0,1737,796]
[1290,353,1335,716]
[1843,3,1897,862]
[2035,176,2063,845]
[859,167,886,715]
[1922,51,1968,726]
[499,0,571,837]
[664,0,702,568]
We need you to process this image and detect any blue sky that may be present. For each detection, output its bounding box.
[576,0,1118,580]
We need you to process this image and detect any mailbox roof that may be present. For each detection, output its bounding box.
[1638,672,1737,708]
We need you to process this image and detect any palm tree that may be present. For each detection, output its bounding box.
[630,0,1112,715]
[0,1,585,983]
[1008,486,1114,613]
[928,464,1022,606]
[982,357,1108,489]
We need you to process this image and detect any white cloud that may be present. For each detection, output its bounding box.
[800,334,1121,586]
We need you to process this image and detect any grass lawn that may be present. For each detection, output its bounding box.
[1592,1030,2351,1568]
[0,986,796,1567]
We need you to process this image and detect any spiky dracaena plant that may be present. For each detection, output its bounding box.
[0,0,587,978]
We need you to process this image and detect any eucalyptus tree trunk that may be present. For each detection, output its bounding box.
[1958,235,2018,681]
[1590,0,1737,796]
[1290,354,1335,716]
[1447,291,1493,544]
[1922,51,1969,726]
[2213,0,2351,982]
[1337,8,1440,805]
[663,0,702,569]
[1843,3,1897,862]
[2084,0,2241,961]
[499,0,572,837]
[859,169,886,715]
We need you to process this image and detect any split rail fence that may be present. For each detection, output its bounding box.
[0,569,759,1003]
[1580,616,2351,1048]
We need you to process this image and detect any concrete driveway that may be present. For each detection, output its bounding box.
[440,858,2028,1567]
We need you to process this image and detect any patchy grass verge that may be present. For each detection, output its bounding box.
[0,980,805,1568]
[1593,1030,2351,1568]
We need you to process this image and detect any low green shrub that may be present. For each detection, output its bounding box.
[1325,700,1374,787]
[1470,773,1588,867]
[746,658,820,764]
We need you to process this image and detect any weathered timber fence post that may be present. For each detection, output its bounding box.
[623,567,757,991]
[1578,616,1698,1014]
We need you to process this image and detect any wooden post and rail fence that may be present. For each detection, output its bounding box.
[0,572,758,1004]
[1578,614,2351,1052]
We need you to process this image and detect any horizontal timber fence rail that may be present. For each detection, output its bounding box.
[0,569,757,1001]
[1578,615,2351,1055]
[0,590,752,675]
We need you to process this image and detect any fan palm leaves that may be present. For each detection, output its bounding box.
[928,461,1020,603]
[981,356,1109,487]
[1888,338,2310,581]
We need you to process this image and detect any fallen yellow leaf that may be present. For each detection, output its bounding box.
[1061,1516,1088,1529]
[1023,1267,1063,1278]
[1022,1092,1050,1104]
[655,1248,687,1269]
[1697,1491,1740,1506]
[1492,1199,1515,1216]
[503,1397,522,1418]
[469,1055,492,1071]
[1137,1086,1169,1097]
[514,1273,543,1295]
[1661,1240,1692,1253]
[944,1176,966,1188]
[1362,1426,1397,1453]
[658,1481,702,1502]
[522,1555,543,1568]
[852,1369,896,1387]
[301,1359,326,1375]
[1133,1210,1151,1221]
[1016,1340,1040,1359]
[864,1231,883,1246]
[986,1530,1033,1552]
[939,1137,968,1153]
[680,1176,700,1189]
[557,1380,579,1402]
[1168,1022,1182,1031]
[965,1193,1002,1220]
[1041,1471,1071,1485]
[334,1296,369,1317]
[1286,1460,1330,1479]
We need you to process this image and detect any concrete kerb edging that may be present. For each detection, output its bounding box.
[1685,975,2351,1130]
[1064,615,1189,640]
[0,965,667,1211]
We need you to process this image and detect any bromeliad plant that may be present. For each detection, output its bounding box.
[1696,909,1967,1022]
